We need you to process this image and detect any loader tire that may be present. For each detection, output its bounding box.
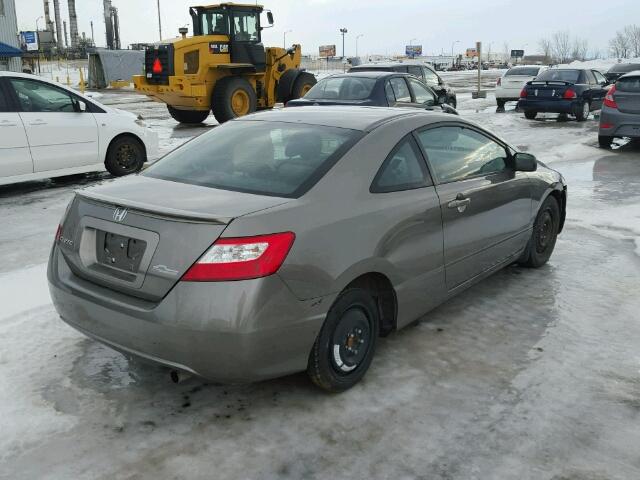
[289,72,317,101]
[167,106,209,124]
[212,76,257,123]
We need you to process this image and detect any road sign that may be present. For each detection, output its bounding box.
[319,45,336,58]
[465,48,478,58]
[511,49,525,59]
[20,31,39,52]
[406,45,422,57]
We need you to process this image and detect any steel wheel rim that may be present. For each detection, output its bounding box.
[331,306,371,375]
[535,209,554,253]
[115,144,138,171]
[301,84,312,96]
[231,89,250,116]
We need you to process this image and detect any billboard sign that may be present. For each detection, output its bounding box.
[465,48,478,58]
[20,31,39,52]
[405,45,422,57]
[319,45,336,58]
[511,49,525,58]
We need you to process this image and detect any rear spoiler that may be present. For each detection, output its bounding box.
[528,80,574,86]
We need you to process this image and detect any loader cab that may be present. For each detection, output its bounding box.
[190,3,272,72]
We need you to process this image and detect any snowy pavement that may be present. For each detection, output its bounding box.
[1,80,640,480]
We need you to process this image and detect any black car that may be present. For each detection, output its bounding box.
[517,68,610,121]
[286,71,458,115]
[605,63,640,83]
[348,62,457,107]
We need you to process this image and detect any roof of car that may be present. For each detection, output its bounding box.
[619,70,640,79]
[351,62,422,69]
[331,71,413,79]
[236,106,450,132]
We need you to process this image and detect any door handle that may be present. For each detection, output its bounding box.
[0,121,17,127]
[29,120,47,126]
[447,194,471,212]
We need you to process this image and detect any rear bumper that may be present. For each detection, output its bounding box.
[599,106,640,138]
[48,245,331,383]
[132,75,210,110]
[517,98,581,114]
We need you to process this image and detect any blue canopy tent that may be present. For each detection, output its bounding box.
[0,41,22,57]
[0,41,22,72]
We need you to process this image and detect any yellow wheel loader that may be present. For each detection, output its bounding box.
[132,3,317,124]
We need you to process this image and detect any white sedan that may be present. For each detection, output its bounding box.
[495,65,548,110]
[0,72,158,186]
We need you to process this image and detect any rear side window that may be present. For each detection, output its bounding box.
[583,70,596,84]
[0,85,8,112]
[407,66,423,80]
[505,67,540,77]
[593,70,607,85]
[389,77,411,103]
[536,69,580,83]
[305,77,376,100]
[416,126,508,183]
[371,136,431,193]
[617,76,640,92]
[145,121,361,198]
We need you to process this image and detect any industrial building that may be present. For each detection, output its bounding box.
[0,0,22,71]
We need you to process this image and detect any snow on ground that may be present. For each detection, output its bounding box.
[1,75,640,479]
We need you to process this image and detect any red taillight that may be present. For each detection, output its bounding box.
[519,88,528,98]
[496,77,502,86]
[563,88,577,99]
[152,58,163,74]
[603,85,618,109]
[55,224,62,242]
[600,123,614,129]
[182,232,295,282]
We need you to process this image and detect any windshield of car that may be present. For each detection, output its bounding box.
[536,69,580,83]
[305,77,377,100]
[144,121,361,198]
[609,64,640,73]
[505,67,540,76]
[617,76,640,92]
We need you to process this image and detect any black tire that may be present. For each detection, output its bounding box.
[289,72,317,101]
[105,136,145,177]
[524,110,537,120]
[211,76,257,123]
[496,99,506,110]
[167,105,209,124]
[448,97,457,109]
[307,288,379,393]
[519,196,561,268]
[598,135,614,148]
[575,101,590,122]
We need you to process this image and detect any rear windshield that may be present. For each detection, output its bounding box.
[505,67,540,76]
[536,69,580,83]
[305,76,377,100]
[609,64,640,73]
[617,76,640,92]
[144,121,361,198]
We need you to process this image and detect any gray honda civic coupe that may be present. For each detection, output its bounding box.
[48,106,567,392]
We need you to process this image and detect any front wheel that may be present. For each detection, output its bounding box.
[105,136,145,177]
[167,106,209,124]
[212,76,257,123]
[524,110,537,120]
[496,99,506,110]
[289,72,317,101]
[575,101,590,122]
[519,196,560,268]
[307,289,379,392]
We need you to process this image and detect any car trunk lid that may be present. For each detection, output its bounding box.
[57,175,290,301]
[615,77,640,114]
[502,75,535,88]
[526,81,574,99]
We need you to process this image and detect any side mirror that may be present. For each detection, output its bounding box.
[267,12,274,25]
[513,152,537,172]
[77,100,87,112]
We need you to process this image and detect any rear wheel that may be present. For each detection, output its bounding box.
[598,135,614,148]
[524,110,537,120]
[105,136,145,177]
[167,105,209,124]
[496,99,506,110]
[289,72,317,101]
[211,76,257,124]
[519,196,560,268]
[307,288,379,392]
[575,101,590,122]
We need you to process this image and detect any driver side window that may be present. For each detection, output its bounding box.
[9,78,76,113]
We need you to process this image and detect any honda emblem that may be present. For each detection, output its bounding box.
[113,208,128,222]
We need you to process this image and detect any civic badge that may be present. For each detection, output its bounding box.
[113,208,128,222]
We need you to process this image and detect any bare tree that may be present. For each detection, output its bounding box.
[625,24,640,58]
[589,47,602,60]
[552,31,572,63]
[503,42,510,62]
[571,38,589,61]
[539,38,552,61]
[610,30,630,58]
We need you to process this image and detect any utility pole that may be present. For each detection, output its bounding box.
[340,27,348,58]
[283,29,292,49]
[90,21,94,44]
[157,0,163,41]
[356,34,363,58]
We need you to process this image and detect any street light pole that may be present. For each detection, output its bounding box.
[283,29,292,49]
[451,40,460,69]
[356,34,363,58]
[157,0,163,41]
[340,28,348,58]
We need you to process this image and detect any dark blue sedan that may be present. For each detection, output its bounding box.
[286,71,458,114]
[517,68,610,121]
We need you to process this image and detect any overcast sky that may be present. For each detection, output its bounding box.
[14,0,639,57]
